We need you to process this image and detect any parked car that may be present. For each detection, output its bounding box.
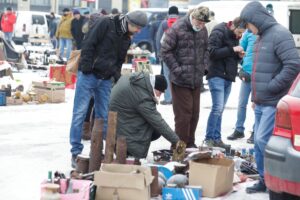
[13,11,60,44]
[265,73,300,200]
[131,8,187,52]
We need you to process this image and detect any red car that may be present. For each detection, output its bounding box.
[265,73,300,200]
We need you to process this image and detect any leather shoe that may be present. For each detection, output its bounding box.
[247,132,254,144]
[227,130,245,140]
[246,180,267,193]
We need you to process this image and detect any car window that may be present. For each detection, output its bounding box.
[32,15,45,25]
[291,76,300,98]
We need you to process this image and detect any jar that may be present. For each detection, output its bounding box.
[41,183,60,200]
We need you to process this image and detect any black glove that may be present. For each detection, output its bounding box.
[204,69,208,76]
[238,69,251,82]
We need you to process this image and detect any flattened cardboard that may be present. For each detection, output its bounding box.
[189,158,234,198]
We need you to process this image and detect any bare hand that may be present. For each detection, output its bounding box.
[233,46,244,53]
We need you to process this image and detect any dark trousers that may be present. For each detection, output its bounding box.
[171,83,200,146]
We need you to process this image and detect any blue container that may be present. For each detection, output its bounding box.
[0,92,6,106]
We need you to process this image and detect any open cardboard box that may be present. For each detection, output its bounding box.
[189,158,234,198]
[94,163,153,200]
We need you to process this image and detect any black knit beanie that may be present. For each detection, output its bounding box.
[168,6,179,15]
[154,75,167,92]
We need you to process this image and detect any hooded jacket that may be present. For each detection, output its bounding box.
[1,12,16,33]
[239,30,257,74]
[240,1,300,106]
[55,14,73,39]
[109,72,179,158]
[161,15,209,89]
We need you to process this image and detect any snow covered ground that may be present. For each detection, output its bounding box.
[0,65,268,199]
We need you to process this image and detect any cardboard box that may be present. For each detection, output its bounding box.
[189,158,234,198]
[6,97,23,105]
[162,186,202,200]
[94,163,153,200]
[32,81,65,103]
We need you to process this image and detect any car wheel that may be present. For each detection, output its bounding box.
[269,190,283,200]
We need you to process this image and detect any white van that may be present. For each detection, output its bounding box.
[13,11,59,44]
[192,1,300,48]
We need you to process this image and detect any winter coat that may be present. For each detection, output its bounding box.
[240,1,300,106]
[161,15,209,89]
[240,30,257,74]
[48,17,57,38]
[78,15,131,81]
[109,72,179,158]
[1,12,16,33]
[206,22,241,82]
[71,16,85,47]
[55,14,73,39]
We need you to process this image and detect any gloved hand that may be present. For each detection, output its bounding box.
[238,69,251,82]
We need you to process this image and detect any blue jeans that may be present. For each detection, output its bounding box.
[4,32,13,42]
[59,38,72,60]
[205,77,232,141]
[254,105,276,178]
[70,71,112,156]
[163,62,172,102]
[235,81,252,132]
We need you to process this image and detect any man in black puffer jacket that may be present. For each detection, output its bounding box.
[204,17,245,149]
[240,1,300,193]
[69,10,147,168]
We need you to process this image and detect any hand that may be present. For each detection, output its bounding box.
[238,51,245,58]
[252,102,256,110]
[233,46,244,53]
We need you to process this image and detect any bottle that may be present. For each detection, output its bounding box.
[47,171,52,183]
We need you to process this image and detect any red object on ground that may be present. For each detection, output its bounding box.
[49,65,76,89]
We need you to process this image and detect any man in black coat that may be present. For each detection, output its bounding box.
[204,17,245,149]
[69,10,147,168]
[71,10,85,50]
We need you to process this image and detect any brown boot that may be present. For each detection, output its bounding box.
[82,122,91,140]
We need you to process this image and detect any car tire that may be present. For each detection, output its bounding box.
[270,190,300,200]
[269,190,283,200]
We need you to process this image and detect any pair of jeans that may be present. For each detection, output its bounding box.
[50,37,57,49]
[4,32,13,42]
[253,105,276,178]
[70,71,112,156]
[163,62,172,102]
[205,77,232,141]
[235,81,252,132]
[59,38,72,60]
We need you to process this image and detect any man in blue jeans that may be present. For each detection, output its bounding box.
[69,10,147,168]
[240,1,300,193]
[204,17,245,149]
[227,30,256,143]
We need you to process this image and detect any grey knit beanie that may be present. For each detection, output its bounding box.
[125,10,148,28]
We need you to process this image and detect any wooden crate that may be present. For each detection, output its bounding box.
[32,81,65,103]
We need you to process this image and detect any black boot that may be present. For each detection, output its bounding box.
[246,179,267,193]
[71,154,78,169]
[247,132,254,144]
[227,130,245,140]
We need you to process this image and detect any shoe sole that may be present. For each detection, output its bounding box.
[227,136,245,140]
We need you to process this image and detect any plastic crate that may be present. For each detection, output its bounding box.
[0,92,6,106]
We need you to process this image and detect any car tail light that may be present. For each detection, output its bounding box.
[273,100,292,138]
[22,24,26,32]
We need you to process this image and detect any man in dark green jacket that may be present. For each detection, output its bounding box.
[109,72,180,158]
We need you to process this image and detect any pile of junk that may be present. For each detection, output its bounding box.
[41,112,259,200]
